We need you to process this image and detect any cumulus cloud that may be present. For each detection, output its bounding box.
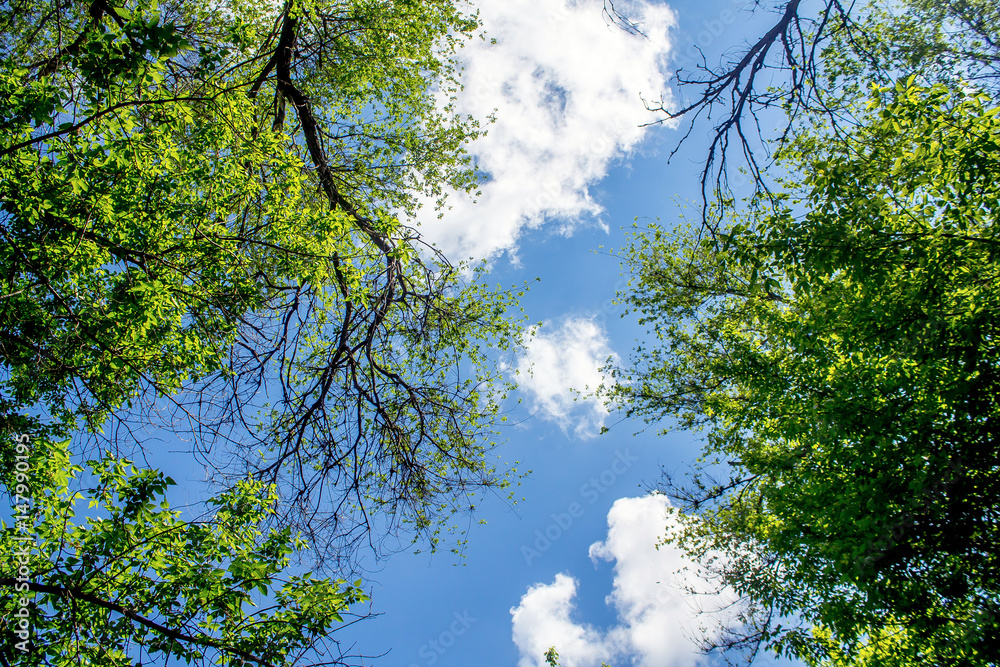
[511,573,618,667]
[516,317,616,439]
[418,0,676,259]
[588,496,713,667]
[511,495,731,667]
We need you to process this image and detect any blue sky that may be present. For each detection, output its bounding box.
[335,1,803,666]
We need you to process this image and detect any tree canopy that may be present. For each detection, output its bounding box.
[609,80,1000,665]
[598,1,1000,663]
[1,436,368,666]
[1,0,524,662]
[0,0,524,562]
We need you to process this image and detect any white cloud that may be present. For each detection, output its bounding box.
[419,0,676,259]
[588,496,712,667]
[511,495,730,667]
[510,573,619,667]
[516,317,616,439]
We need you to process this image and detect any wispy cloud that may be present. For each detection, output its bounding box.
[419,0,676,259]
[511,495,731,667]
[516,317,616,439]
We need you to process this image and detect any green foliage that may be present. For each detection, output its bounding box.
[805,623,949,667]
[820,0,1000,103]
[0,91,317,430]
[609,82,1000,665]
[0,437,366,666]
[543,645,612,667]
[0,0,524,558]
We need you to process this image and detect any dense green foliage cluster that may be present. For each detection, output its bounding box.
[611,78,1000,667]
[2,438,365,666]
